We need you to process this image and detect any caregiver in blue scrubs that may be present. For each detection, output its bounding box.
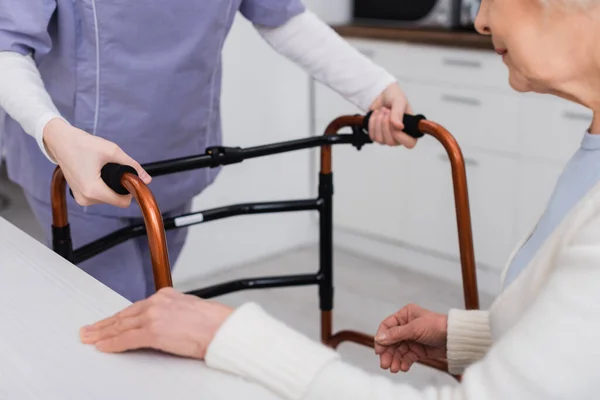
[0,1,415,301]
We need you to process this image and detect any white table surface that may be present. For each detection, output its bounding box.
[0,217,280,399]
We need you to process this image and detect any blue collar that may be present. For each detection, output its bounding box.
[580,131,600,150]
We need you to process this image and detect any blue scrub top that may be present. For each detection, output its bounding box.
[0,0,304,218]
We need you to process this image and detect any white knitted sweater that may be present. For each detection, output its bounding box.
[205,179,600,399]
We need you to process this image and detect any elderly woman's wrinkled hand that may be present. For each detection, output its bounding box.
[374,304,448,373]
[80,287,233,359]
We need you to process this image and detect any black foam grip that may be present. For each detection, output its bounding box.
[362,111,426,139]
[68,163,139,199]
[100,163,139,195]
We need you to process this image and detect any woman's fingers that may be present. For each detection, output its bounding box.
[374,342,387,355]
[95,328,150,353]
[374,322,391,355]
[83,299,148,329]
[376,322,416,346]
[81,314,144,344]
[401,351,420,372]
[390,351,403,373]
[80,300,150,342]
[380,346,395,370]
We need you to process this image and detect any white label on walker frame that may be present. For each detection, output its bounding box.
[174,214,204,227]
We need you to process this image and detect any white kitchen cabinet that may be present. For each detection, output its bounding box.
[514,159,564,243]
[314,82,362,132]
[401,80,521,154]
[311,38,577,287]
[520,93,592,164]
[389,138,517,271]
[397,44,510,90]
[328,128,518,272]
[315,77,519,271]
[349,39,412,78]
[330,143,413,240]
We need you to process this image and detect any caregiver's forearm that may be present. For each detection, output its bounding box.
[255,10,396,111]
[0,51,67,162]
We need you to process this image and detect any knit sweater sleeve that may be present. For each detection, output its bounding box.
[446,309,492,375]
[205,205,600,400]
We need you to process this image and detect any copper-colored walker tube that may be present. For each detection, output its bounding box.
[319,115,479,379]
[50,168,173,290]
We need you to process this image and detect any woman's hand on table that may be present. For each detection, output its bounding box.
[80,288,233,359]
[43,118,151,208]
[368,83,417,149]
[374,304,448,373]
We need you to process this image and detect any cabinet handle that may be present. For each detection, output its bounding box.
[563,111,592,122]
[441,94,481,107]
[442,58,482,69]
[357,49,374,59]
[438,153,479,167]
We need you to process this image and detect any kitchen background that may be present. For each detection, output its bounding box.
[0,0,592,388]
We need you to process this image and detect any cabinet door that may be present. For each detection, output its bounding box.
[314,82,362,134]
[520,93,591,164]
[330,143,412,239]
[514,160,564,243]
[402,81,521,154]
[329,134,518,272]
[399,139,518,271]
[320,79,519,271]
[398,44,510,90]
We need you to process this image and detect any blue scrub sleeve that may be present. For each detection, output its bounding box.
[0,0,57,56]
[239,0,305,27]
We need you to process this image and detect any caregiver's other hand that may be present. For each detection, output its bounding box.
[43,117,151,208]
[368,83,417,149]
[80,287,234,359]
[374,304,448,373]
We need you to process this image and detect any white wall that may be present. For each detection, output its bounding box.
[172,15,316,286]
[303,0,353,25]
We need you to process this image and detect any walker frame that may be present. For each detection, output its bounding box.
[50,112,480,378]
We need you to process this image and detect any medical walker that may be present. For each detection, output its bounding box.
[50,112,480,378]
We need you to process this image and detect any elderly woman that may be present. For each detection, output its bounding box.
[79,0,600,398]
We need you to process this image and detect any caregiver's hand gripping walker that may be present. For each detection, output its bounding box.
[50,112,479,378]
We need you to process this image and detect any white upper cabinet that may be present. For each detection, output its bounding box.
[519,93,592,164]
[312,38,576,275]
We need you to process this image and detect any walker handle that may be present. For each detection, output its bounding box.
[68,163,139,198]
[362,111,426,139]
[100,163,139,195]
